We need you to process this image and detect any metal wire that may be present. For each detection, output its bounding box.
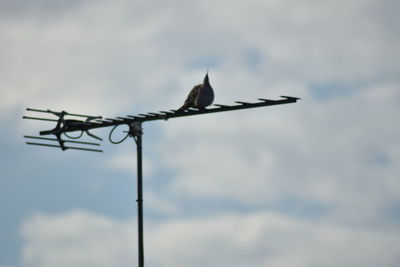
[109,124,130,144]
[63,131,84,139]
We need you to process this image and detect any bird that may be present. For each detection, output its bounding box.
[177,71,215,112]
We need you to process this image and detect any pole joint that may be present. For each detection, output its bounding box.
[128,122,143,145]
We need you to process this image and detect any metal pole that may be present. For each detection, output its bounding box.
[133,123,144,267]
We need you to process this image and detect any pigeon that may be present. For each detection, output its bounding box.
[177,71,214,112]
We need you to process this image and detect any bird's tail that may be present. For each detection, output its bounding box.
[176,104,188,112]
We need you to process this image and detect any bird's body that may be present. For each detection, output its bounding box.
[177,72,214,112]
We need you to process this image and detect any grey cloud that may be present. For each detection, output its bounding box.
[0,0,86,20]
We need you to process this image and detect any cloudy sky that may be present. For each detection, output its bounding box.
[1,0,399,266]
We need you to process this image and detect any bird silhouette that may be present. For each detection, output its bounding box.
[177,71,214,112]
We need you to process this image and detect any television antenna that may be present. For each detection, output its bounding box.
[23,95,300,267]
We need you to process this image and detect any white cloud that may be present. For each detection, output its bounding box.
[21,210,136,267]
[21,210,400,267]
[3,1,400,266]
[159,80,400,225]
[106,149,155,177]
[144,192,179,216]
[1,0,399,118]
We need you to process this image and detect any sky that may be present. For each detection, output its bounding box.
[1,0,399,266]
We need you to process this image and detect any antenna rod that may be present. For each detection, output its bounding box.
[26,97,300,136]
